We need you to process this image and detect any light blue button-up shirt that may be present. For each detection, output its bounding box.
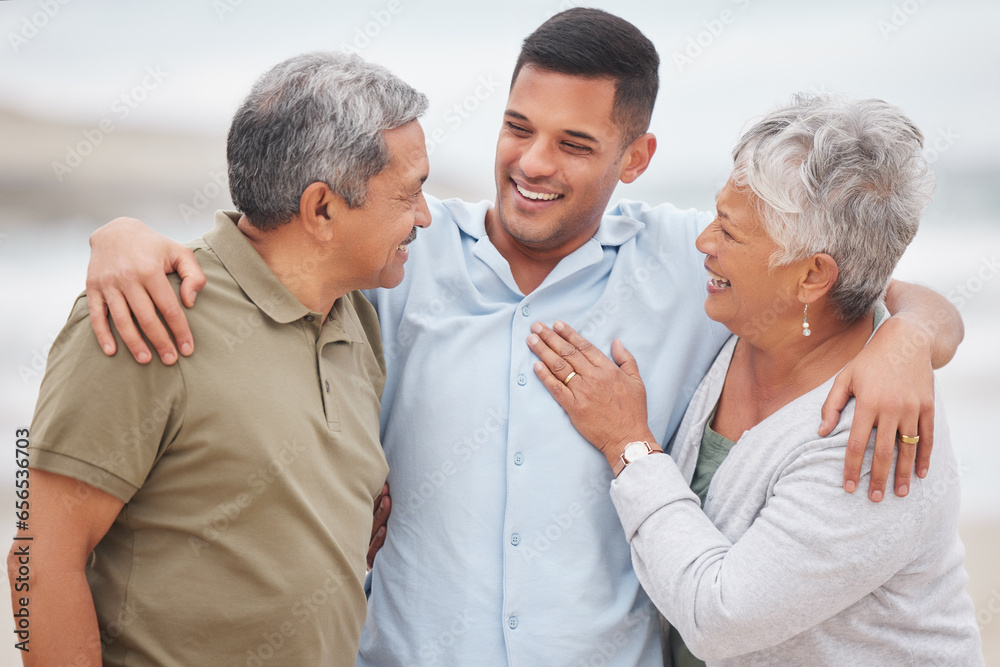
[360,195,729,666]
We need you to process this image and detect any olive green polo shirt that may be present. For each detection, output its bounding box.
[30,211,389,666]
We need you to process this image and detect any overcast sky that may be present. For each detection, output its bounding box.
[2,0,997,209]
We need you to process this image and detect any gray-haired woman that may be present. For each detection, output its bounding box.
[528,95,983,665]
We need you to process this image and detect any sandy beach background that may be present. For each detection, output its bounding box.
[1,0,998,664]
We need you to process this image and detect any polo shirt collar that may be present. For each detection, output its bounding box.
[203,211,313,324]
[443,198,645,248]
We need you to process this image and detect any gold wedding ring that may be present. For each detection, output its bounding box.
[563,371,577,386]
[897,433,920,446]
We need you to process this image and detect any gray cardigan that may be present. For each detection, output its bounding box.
[611,335,982,665]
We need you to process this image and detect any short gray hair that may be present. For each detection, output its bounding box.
[227,52,428,231]
[732,94,934,321]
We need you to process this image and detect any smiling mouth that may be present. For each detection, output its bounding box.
[514,181,562,201]
[398,227,417,251]
[707,269,731,289]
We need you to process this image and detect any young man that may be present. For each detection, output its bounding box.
[80,10,961,665]
[9,52,430,665]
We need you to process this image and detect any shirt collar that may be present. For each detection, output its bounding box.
[203,211,313,325]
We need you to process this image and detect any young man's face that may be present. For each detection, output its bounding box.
[491,65,629,257]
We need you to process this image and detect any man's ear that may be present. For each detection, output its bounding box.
[298,182,341,242]
[798,252,839,304]
[619,132,657,184]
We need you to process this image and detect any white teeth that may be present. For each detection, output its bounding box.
[516,183,560,201]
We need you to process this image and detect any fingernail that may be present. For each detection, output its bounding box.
[918,468,928,478]
[164,352,176,365]
[553,321,564,331]
[138,351,151,363]
[533,361,544,371]
[897,485,908,497]
[180,342,193,356]
[103,343,114,355]
[871,490,883,502]
[527,334,539,345]
[844,480,857,493]
[530,322,542,333]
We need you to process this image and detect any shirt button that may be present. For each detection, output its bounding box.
[516,374,527,386]
[508,616,518,629]
[305,315,315,322]
[521,305,531,317]
[510,533,520,546]
[514,452,524,466]
[325,380,330,393]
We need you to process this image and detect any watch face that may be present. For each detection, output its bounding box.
[623,441,648,463]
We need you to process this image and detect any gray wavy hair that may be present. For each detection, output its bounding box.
[732,94,934,321]
[227,52,428,231]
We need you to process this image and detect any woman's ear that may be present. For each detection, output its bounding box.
[798,252,839,304]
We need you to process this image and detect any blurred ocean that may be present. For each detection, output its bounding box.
[1,0,998,663]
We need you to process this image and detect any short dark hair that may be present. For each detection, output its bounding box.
[512,8,659,146]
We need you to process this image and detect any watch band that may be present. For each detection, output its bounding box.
[612,440,661,477]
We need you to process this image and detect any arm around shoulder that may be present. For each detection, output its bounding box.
[87,217,208,365]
